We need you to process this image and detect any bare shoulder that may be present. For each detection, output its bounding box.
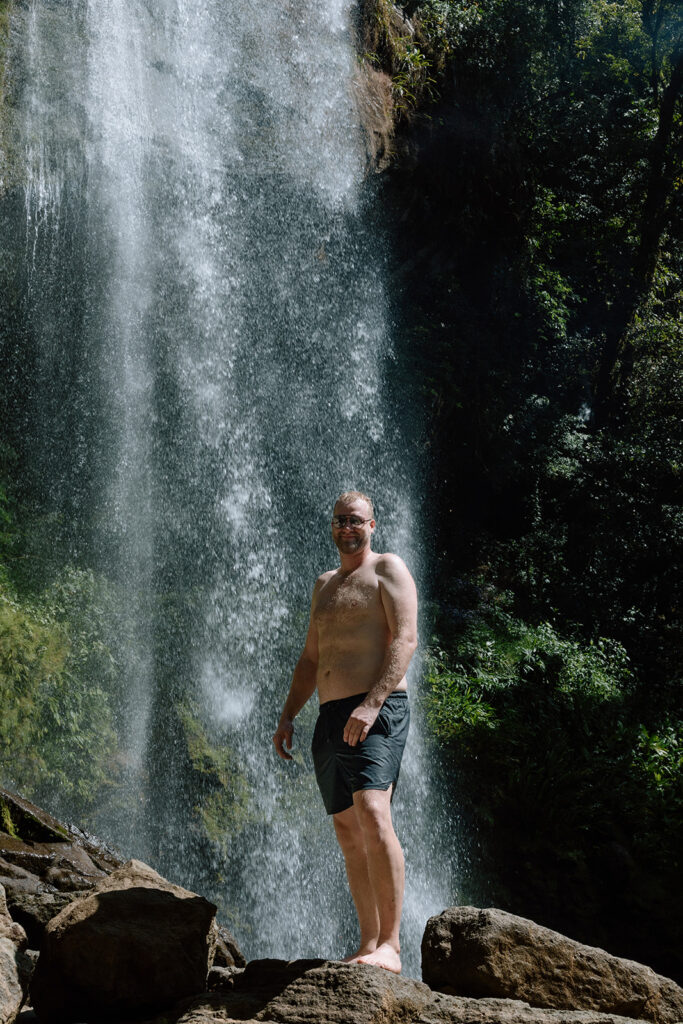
[375,553,414,583]
[310,571,335,614]
[314,569,336,591]
[375,554,418,629]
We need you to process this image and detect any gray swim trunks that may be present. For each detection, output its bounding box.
[311,691,410,815]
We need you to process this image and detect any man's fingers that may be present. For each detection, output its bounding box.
[273,730,294,760]
[343,715,371,746]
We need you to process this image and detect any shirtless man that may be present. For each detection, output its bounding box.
[273,491,417,974]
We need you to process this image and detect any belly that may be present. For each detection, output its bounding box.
[317,651,385,702]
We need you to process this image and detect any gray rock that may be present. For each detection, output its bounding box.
[30,859,217,1023]
[422,907,683,1024]
[0,938,24,1024]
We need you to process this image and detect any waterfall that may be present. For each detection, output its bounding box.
[3,0,455,975]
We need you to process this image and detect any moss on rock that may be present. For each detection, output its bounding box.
[0,788,70,842]
[177,703,250,850]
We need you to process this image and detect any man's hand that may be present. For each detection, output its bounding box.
[343,703,380,747]
[273,717,294,760]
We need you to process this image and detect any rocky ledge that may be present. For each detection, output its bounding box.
[1,787,682,1024]
[140,959,682,1024]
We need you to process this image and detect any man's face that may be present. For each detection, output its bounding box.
[331,499,375,556]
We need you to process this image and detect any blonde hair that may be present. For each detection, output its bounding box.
[335,491,375,519]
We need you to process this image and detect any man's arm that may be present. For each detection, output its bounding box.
[273,580,321,761]
[343,555,418,747]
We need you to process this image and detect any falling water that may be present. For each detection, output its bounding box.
[3,0,455,975]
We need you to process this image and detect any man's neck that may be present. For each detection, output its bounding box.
[338,547,376,573]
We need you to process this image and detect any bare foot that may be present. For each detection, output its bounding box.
[341,943,377,964]
[355,942,401,974]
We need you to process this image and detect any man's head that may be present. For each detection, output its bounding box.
[331,491,375,556]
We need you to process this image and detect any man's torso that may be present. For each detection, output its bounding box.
[313,554,407,703]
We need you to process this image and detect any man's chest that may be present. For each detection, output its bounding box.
[314,574,382,626]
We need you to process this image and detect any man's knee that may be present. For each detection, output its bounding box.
[353,788,394,844]
[333,807,364,851]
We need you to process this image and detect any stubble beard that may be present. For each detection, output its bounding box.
[337,534,365,554]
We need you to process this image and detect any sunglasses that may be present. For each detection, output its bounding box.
[331,516,372,529]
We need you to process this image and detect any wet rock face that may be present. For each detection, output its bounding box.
[422,907,683,1024]
[30,859,218,1023]
[0,787,123,952]
[0,788,120,890]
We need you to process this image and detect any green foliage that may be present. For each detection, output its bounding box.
[0,588,69,776]
[0,473,123,821]
[391,0,682,681]
[33,569,120,817]
[426,612,634,843]
[361,0,440,118]
[425,597,682,974]
[490,368,682,681]
[0,570,120,822]
[391,39,437,111]
[637,723,682,794]
[393,0,682,975]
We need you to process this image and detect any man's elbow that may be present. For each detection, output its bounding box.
[298,652,318,673]
[399,633,418,656]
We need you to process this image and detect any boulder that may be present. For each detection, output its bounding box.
[149,958,655,1024]
[422,907,683,1024]
[0,883,28,1024]
[30,859,218,1023]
